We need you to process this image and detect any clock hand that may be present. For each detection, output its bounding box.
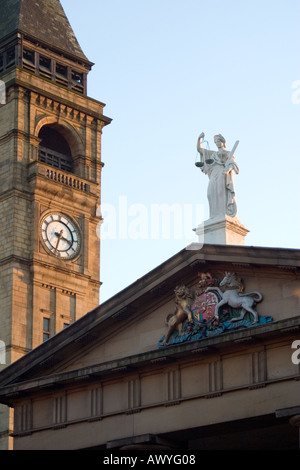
[60,235,72,246]
[54,230,64,253]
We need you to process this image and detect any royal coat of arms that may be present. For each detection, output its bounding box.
[158,272,273,348]
[191,289,221,323]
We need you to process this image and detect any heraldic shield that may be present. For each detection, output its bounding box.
[191,290,221,324]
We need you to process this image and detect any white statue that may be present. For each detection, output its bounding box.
[196,133,239,219]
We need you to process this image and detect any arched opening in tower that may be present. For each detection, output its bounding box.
[38,126,74,173]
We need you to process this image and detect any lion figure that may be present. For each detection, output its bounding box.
[161,285,194,346]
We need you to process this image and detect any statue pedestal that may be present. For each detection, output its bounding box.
[195,215,249,246]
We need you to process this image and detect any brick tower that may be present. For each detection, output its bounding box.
[0,0,111,448]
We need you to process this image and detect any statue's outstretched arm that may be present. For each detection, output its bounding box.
[197,132,205,153]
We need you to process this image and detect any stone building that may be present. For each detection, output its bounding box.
[0,244,299,450]
[0,0,111,449]
[0,0,299,452]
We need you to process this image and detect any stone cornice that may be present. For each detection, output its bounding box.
[2,68,112,124]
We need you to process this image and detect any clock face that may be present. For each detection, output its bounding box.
[40,213,81,259]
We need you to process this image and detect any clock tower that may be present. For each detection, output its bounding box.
[0,0,111,445]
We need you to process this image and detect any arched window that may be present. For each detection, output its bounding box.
[38,126,73,173]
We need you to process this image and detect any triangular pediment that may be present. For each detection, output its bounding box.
[0,244,300,390]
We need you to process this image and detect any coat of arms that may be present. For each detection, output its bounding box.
[191,289,221,324]
[158,272,273,348]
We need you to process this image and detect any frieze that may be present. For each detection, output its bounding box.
[158,272,273,348]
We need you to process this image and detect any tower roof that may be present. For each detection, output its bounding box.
[0,0,89,62]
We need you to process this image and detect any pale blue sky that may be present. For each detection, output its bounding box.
[61,0,300,303]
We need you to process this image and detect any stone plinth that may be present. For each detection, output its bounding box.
[195,215,249,246]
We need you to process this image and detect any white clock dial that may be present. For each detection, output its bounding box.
[40,213,81,259]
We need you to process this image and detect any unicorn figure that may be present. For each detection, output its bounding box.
[207,272,263,324]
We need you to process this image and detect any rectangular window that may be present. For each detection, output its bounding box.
[71,70,83,85]
[43,332,50,342]
[6,46,16,68]
[71,70,84,93]
[22,49,35,71]
[56,63,67,77]
[23,49,35,65]
[56,63,68,85]
[39,55,51,77]
[55,63,69,89]
[43,317,50,342]
[39,55,51,70]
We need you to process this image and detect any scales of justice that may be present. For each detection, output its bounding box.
[194,132,249,245]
